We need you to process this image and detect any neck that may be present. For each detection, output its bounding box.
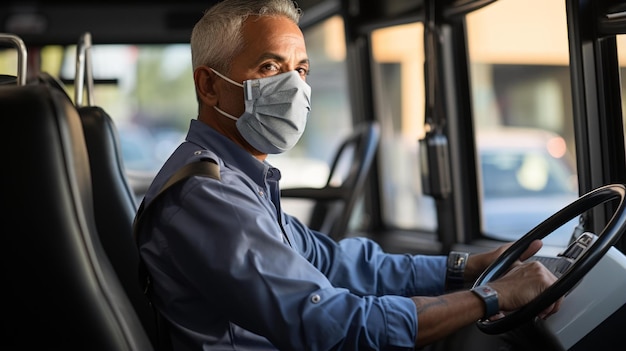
[198,113,267,162]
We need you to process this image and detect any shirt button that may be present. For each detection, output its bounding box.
[194,150,202,155]
[311,294,321,303]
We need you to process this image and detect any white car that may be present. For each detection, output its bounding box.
[478,127,580,247]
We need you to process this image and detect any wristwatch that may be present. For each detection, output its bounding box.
[471,285,499,320]
[445,251,468,291]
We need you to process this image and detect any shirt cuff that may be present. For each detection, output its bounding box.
[379,295,418,348]
[409,255,447,296]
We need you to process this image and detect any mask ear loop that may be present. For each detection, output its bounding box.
[210,68,244,121]
[213,106,239,121]
[210,68,244,88]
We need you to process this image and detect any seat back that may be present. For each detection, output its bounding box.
[70,32,161,347]
[3,82,154,350]
[79,105,161,345]
[281,121,380,240]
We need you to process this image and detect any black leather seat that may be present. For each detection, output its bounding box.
[281,121,381,240]
[78,104,161,347]
[68,31,163,347]
[37,74,156,324]
[3,82,154,350]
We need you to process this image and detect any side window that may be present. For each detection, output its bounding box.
[370,23,437,231]
[467,0,578,248]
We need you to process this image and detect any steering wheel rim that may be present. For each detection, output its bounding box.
[473,183,626,334]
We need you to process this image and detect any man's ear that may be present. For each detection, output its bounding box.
[194,66,218,106]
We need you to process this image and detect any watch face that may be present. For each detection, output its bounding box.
[472,285,499,319]
[448,252,468,272]
[474,285,496,297]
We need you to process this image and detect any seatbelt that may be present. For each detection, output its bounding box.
[132,158,220,351]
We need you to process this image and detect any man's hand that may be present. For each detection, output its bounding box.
[464,239,544,282]
[489,260,562,319]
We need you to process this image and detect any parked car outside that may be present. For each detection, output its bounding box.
[478,127,579,247]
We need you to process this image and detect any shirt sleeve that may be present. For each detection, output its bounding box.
[286,214,447,297]
[142,173,440,350]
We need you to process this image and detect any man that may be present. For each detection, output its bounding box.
[135,0,561,349]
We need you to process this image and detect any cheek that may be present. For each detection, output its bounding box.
[220,84,246,114]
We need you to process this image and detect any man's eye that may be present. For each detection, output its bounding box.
[296,68,309,76]
[262,64,279,72]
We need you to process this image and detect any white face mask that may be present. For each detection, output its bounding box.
[211,68,311,154]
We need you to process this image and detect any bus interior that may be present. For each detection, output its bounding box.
[2,0,626,350]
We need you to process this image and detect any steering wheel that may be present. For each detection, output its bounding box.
[473,183,626,334]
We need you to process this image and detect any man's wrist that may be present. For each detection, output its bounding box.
[445,251,469,291]
[471,285,499,319]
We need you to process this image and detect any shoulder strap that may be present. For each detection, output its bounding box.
[132,159,220,351]
[133,159,220,241]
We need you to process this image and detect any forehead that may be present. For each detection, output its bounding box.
[236,15,307,63]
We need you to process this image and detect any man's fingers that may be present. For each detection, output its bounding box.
[519,239,543,261]
[538,296,563,319]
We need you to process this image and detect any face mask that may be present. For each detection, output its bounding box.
[211,68,311,154]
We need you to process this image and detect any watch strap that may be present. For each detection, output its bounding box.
[445,251,469,291]
[471,285,499,319]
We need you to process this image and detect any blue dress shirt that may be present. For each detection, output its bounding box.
[137,119,447,350]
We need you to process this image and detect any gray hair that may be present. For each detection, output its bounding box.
[191,0,302,75]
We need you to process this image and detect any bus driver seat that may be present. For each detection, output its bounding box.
[281,121,380,241]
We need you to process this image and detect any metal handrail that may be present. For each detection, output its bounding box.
[75,32,94,106]
[0,33,27,86]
